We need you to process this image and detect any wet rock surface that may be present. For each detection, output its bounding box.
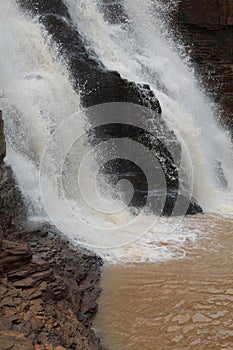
[2,1,233,348]
[16,0,202,216]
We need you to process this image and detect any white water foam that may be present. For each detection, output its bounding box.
[64,0,233,213]
[0,0,233,263]
[0,0,80,215]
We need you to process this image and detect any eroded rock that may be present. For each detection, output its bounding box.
[0,224,104,350]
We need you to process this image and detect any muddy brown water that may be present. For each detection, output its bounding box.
[94,215,233,350]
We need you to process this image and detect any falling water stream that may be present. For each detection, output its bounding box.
[0,1,233,348]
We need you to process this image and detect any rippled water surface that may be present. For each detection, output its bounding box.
[95,215,233,350]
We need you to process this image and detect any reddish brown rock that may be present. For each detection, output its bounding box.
[0,225,104,350]
[0,111,105,349]
[0,241,32,276]
[173,0,233,130]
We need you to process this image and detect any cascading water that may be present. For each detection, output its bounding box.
[64,0,233,212]
[0,0,233,262]
[0,0,81,216]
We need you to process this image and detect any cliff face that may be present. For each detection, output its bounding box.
[0,114,4,243]
[0,112,104,350]
[0,112,22,234]
[0,112,6,163]
[175,0,233,131]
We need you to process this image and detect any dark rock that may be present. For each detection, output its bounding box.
[0,223,105,350]
[0,110,24,230]
[101,0,127,24]
[162,190,203,216]
[16,0,203,215]
[17,0,69,17]
[173,0,233,131]
[0,106,105,348]
[0,226,3,246]
[0,111,6,163]
[0,241,32,276]
[187,196,203,215]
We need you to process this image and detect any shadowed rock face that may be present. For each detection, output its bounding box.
[0,227,3,245]
[0,112,23,232]
[16,0,202,215]
[101,0,126,24]
[173,0,233,132]
[0,112,6,163]
[0,113,5,245]
[17,0,161,110]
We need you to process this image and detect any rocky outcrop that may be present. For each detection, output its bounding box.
[17,0,202,215]
[174,0,233,131]
[0,207,104,349]
[0,111,6,163]
[101,0,126,24]
[0,241,32,275]
[0,227,3,245]
[17,0,161,110]
[0,112,23,232]
[0,112,4,244]
[0,224,104,350]
[0,106,105,349]
[0,165,23,229]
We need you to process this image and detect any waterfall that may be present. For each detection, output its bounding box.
[0,0,233,262]
[0,0,81,216]
[64,0,233,212]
